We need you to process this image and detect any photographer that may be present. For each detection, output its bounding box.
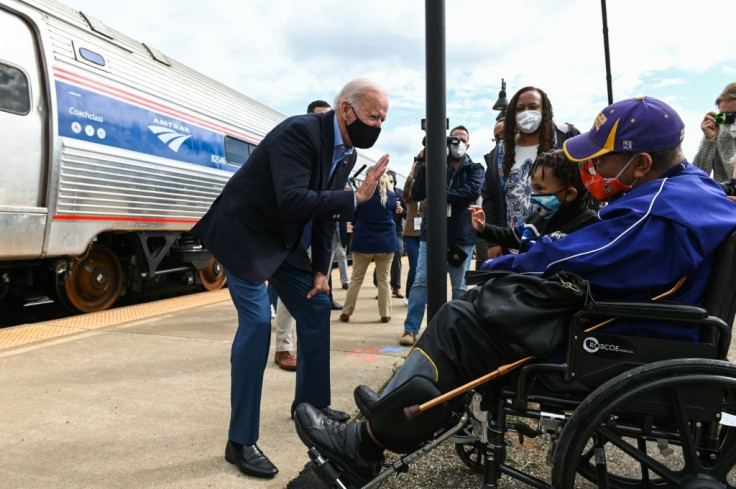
[401,151,426,304]
[399,125,484,346]
[693,82,736,181]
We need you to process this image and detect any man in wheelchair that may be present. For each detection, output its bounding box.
[294,96,736,488]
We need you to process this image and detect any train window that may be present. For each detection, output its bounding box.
[0,62,30,115]
[79,47,106,66]
[224,136,250,165]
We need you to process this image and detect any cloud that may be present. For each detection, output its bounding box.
[64,0,736,183]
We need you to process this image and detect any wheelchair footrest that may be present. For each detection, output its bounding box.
[307,447,350,489]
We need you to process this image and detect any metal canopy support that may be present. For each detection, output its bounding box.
[425,0,447,321]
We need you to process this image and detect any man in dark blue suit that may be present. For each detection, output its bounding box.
[191,78,390,480]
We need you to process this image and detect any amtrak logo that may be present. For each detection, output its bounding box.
[148,124,192,152]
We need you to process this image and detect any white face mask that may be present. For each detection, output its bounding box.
[727,123,736,139]
[449,141,467,159]
[516,110,543,133]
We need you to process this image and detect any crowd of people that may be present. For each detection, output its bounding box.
[192,78,736,482]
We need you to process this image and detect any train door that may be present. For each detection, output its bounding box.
[0,7,48,259]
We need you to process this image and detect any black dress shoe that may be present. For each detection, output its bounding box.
[353,385,379,418]
[225,441,278,478]
[291,401,351,422]
[331,300,344,310]
[293,403,382,487]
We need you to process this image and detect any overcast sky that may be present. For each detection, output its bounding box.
[64,0,735,185]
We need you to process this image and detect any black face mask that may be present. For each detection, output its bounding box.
[346,105,381,149]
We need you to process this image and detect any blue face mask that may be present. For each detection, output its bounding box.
[530,192,563,219]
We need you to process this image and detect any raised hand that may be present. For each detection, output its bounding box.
[355,154,390,204]
[468,205,486,232]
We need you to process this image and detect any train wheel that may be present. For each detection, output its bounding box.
[55,244,123,313]
[197,258,226,291]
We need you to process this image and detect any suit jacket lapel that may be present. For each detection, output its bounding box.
[319,111,335,190]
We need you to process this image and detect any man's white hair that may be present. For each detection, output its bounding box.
[334,78,387,108]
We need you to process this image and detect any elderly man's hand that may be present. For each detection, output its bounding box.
[355,154,390,204]
[307,272,330,299]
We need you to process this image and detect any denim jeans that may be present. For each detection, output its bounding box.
[403,236,420,298]
[447,243,474,300]
[403,241,474,335]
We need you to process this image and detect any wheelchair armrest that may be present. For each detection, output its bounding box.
[571,302,732,360]
[584,301,709,321]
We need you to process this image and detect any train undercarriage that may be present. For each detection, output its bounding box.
[0,231,225,314]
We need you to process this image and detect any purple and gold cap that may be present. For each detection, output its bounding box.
[563,96,685,162]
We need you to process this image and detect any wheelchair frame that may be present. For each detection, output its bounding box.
[306,231,736,488]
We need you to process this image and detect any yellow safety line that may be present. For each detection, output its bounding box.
[0,289,231,350]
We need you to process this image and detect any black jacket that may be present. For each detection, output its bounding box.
[411,154,485,245]
[477,197,598,253]
[191,110,356,283]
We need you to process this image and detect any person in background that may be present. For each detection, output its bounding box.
[386,170,405,298]
[401,150,425,305]
[476,117,505,268]
[191,79,389,480]
[340,169,400,323]
[693,82,736,182]
[372,170,405,298]
[400,125,484,346]
[292,96,736,489]
[481,86,578,258]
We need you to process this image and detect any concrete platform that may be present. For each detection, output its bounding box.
[0,259,422,488]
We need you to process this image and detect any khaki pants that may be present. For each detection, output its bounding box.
[342,251,394,318]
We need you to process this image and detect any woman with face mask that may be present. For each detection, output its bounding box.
[470,149,597,262]
[480,86,581,261]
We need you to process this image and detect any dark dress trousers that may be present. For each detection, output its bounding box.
[191,110,357,445]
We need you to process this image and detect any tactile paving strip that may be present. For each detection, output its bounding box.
[0,289,231,351]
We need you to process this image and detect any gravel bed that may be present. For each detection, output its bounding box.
[289,428,554,489]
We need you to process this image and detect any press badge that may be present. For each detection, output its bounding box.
[446,204,452,217]
[414,217,422,229]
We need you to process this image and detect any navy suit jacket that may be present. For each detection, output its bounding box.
[191,111,357,283]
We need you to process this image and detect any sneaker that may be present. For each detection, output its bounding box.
[399,331,416,346]
[403,298,409,306]
[342,282,349,290]
[294,404,382,487]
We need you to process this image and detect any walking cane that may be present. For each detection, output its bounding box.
[404,277,687,421]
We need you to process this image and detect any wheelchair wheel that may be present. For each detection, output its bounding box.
[552,358,736,488]
[455,438,485,473]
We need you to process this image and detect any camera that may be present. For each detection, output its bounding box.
[714,112,736,125]
[447,136,461,146]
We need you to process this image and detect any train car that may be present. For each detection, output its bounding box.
[0,0,373,313]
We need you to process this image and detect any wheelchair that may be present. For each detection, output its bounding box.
[306,231,736,488]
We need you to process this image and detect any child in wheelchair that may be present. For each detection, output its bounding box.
[294,96,736,488]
